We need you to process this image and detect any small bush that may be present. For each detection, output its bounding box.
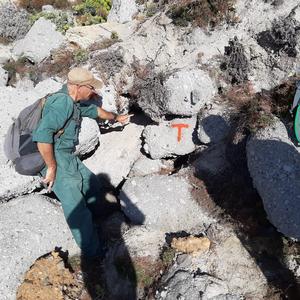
[111,31,118,40]
[29,11,74,33]
[74,0,111,25]
[220,36,249,85]
[74,48,88,63]
[3,57,32,84]
[145,2,158,17]
[129,60,168,121]
[0,3,31,41]
[224,84,275,137]
[166,0,237,28]
[91,47,125,81]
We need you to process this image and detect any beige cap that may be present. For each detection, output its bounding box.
[67,67,103,89]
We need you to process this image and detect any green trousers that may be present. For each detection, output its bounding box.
[42,151,104,257]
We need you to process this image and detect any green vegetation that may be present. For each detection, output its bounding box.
[145,2,158,17]
[166,0,237,28]
[111,31,118,40]
[74,0,111,25]
[74,48,89,64]
[161,247,176,267]
[29,11,73,33]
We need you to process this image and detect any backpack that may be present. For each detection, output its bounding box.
[3,92,74,176]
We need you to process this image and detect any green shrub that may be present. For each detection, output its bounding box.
[73,0,111,25]
[74,48,88,63]
[166,0,237,28]
[29,11,74,33]
[145,2,158,17]
[111,31,118,40]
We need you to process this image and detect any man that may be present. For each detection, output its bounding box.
[32,67,131,259]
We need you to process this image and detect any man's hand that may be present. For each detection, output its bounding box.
[43,165,56,193]
[37,142,57,193]
[116,114,134,125]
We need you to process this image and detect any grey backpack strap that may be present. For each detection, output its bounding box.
[54,101,75,140]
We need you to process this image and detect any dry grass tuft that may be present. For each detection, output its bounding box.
[18,0,73,11]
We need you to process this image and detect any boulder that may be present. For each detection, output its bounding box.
[119,174,214,232]
[66,21,137,49]
[129,155,174,177]
[157,223,268,299]
[0,66,8,86]
[83,122,143,187]
[247,119,300,240]
[0,44,12,64]
[143,117,197,159]
[107,0,138,23]
[0,194,79,300]
[74,118,100,157]
[164,69,217,116]
[192,143,230,177]
[197,103,232,144]
[13,18,65,63]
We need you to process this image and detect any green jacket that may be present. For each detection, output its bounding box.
[32,84,98,151]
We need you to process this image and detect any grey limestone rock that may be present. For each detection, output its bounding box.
[119,174,214,232]
[129,155,174,177]
[0,66,8,86]
[75,118,100,157]
[143,117,197,159]
[192,143,230,177]
[197,103,232,145]
[0,2,30,42]
[84,122,143,187]
[247,119,300,240]
[13,18,65,63]
[164,69,217,116]
[157,223,268,299]
[0,194,79,300]
[107,0,138,23]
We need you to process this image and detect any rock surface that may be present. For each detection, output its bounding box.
[157,223,268,299]
[164,69,217,116]
[107,0,138,23]
[66,21,137,49]
[119,174,214,232]
[143,117,197,159]
[75,118,100,157]
[0,66,8,86]
[129,155,173,177]
[0,44,11,64]
[197,103,232,144]
[192,143,230,177]
[84,122,143,187]
[247,119,300,240]
[13,18,65,63]
[0,194,79,300]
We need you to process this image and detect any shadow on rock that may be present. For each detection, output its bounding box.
[68,172,145,299]
[193,134,300,298]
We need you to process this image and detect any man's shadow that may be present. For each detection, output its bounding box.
[193,114,300,298]
[67,172,145,300]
